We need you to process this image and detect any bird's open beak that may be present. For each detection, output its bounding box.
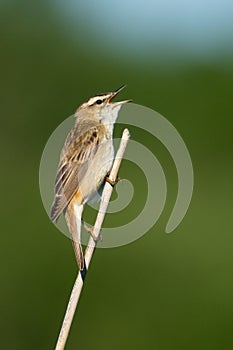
[109,84,133,106]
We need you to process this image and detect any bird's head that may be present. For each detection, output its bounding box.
[76,85,132,123]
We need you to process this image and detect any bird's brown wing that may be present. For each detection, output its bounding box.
[50,124,106,222]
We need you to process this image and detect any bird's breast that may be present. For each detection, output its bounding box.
[79,139,114,204]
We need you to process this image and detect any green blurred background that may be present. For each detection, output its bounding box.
[1,1,233,349]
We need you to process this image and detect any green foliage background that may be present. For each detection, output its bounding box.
[1,2,233,349]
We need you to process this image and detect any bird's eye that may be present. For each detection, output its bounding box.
[96,99,103,105]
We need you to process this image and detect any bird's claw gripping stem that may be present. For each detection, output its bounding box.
[105,175,121,187]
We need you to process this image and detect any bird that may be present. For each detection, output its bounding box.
[50,85,131,271]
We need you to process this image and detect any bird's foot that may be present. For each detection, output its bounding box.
[82,221,102,242]
[105,175,121,187]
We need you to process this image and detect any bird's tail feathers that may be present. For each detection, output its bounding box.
[72,240,85,271]
[64,204,85,271]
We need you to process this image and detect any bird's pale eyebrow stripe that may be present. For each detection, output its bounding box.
[87,94,110,106]
[89,97,103,105]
